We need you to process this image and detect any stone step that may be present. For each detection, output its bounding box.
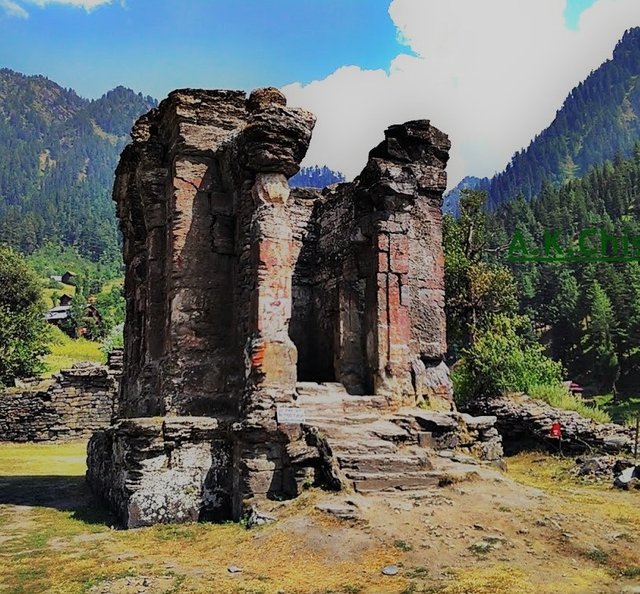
[337,453,433,473]
[296,382,349,397]
[302,412,381,425]
[330,438,399,456]
[349,471,444,493]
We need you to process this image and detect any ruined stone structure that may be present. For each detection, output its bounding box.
[87,87,498,528]
[0,351,121,442]
[467,394,634,455]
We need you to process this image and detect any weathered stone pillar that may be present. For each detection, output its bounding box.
[245,174,297,405]
[369,215,413,397]
[358,120,452,407]
[232,89,316,516]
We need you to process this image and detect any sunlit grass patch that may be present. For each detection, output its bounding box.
[593,394,640,425]
[42,326,105,376]
[42,283,76,309]
[0,442,409,594]
[0,441,86,476]
[528,384,611,423]
[432,565,534,594]
[507,452,640,530]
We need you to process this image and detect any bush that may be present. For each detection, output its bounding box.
[0,246,49,385]
[101,323,124,355]
[452,314,563,405]
[528,384,611,424]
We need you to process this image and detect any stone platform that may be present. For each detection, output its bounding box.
[87,383,502,527]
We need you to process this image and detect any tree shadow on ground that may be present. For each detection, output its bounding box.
[0,475,114,525]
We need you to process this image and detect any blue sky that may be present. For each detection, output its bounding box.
[0,0,638,185]
[0,0,603,99]
[0,0,407,98]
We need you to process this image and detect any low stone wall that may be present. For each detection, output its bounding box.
[465,394,633,455]
[0,353,121,442]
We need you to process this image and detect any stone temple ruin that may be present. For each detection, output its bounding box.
[86,87,503,528]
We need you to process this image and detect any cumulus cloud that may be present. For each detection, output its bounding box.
[1,0,111,17]
[283,0,640,188]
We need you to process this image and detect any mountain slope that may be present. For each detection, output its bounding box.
[477,27,640,210]
[290,165,345,188]
[0,69,156,264]
[443,176,490,216]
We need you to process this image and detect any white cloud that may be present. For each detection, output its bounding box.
[27,0,112,9]
[0,0,28,18]
[283,0,640,189]
[1,0,111,17]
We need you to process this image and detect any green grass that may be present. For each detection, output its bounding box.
[41,282,76,308]
[98,277,123,296]
[0,442,404,594]
[42,325,105,376]
[592,394,640,426]
[528,384,611,424]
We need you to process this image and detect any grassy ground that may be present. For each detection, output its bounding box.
[0,443,639,594]
[42,283,76,309]
[42,327,105,377]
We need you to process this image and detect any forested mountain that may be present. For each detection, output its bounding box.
[445,28,640,213]
[289,165,345,188]
[0,69,156,266]
[490,27,640,208]
[487,147,640,393]
[443,176,490,216]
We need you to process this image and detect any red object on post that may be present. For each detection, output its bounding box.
[550,422,562,439]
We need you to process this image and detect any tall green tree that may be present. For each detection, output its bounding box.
[582,280,619,392]
[0,246,49,385]
[444,189,517,354]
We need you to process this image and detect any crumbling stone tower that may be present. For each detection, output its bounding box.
[87,87,454,527]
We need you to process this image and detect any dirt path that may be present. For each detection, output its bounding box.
[0,442,638,594]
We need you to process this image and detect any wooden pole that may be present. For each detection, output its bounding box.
[634,415,639,463]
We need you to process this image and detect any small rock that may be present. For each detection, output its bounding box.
[244,507,276,528]
[614,465,640,489]
[382,565,399,576]
[227,565,243,574]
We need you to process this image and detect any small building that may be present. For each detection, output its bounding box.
[59,294,73,307]
[44,305,71,325]
[61,271,76,285]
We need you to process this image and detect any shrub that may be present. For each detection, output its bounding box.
[452,314,563,405]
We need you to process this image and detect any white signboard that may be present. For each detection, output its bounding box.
[276,407,306,424]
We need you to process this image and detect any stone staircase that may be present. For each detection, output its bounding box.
[295,382,503,494]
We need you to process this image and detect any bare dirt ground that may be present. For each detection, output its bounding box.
[0,442,638,594]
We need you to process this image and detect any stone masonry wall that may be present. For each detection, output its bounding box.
[287,122,452,407]
[466,394,634,455]
[0,351,121,442]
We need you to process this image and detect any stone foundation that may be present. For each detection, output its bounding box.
[87,415,338,527]
[87,418,232,527]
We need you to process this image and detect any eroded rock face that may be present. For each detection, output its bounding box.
[87,87,456,526]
